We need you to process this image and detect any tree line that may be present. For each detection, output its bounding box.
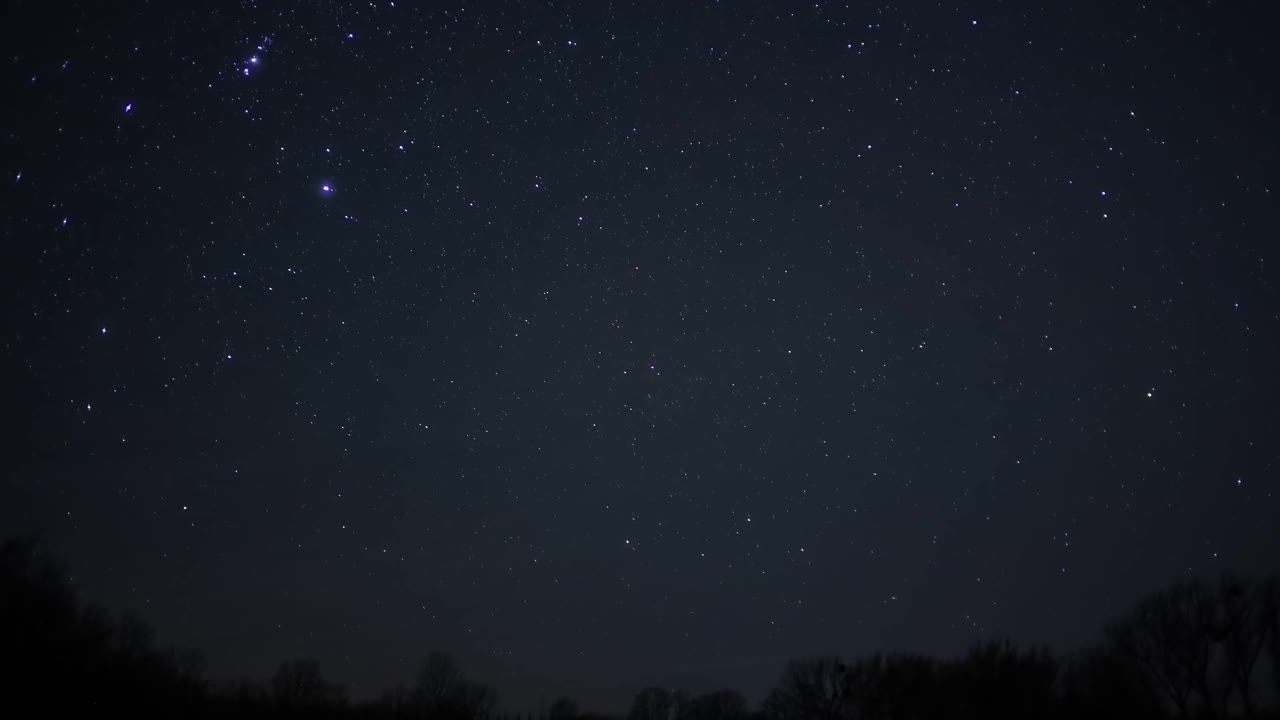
[3,535,1278,718]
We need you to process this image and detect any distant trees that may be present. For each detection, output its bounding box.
[0,536,207,716]
[949,641,1058,720]
[1216,576,1270,717]
[410,651,497,720]
[833,653,936,720]
[626,687,747,720]
[1105,575,1280,718]
[761,657,848,720]
[1107,580,1218,717]
[683,689,748,720]
[4,533,1280,719]
[1058,646,1164,719]
[272,657,347,711]
[627,686,682,720]
[750,602,1280,720]
[757,645,1057,720]
[549,696,581,719]
[1268,575,1280,710]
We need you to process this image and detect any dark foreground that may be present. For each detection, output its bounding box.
[3,536,1278,719]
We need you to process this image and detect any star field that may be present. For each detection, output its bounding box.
[2,1,1277,713]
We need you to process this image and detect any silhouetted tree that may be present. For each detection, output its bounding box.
[843,653,941,720]
[417,652,465,705]
[548,695,580,719]
[946,640,1057,720]
[684,689,748,720]
[272,657,346,711]
[1059,646,1165,720]
[221,676,271,714]
[412,651,496,720]
[11,532,1280,720]
[761,657,847,720]
[378,682,412,717]
[1211,575,1269,717]
[1108,580,1221,718]
[628,686,682,720]
[118,610,156,659]
[0,536,208,716]
[1264,573,1280,708]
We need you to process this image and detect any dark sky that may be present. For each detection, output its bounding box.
[2,0,1277,713]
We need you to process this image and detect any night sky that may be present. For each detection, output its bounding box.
[3,1,1277,713]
